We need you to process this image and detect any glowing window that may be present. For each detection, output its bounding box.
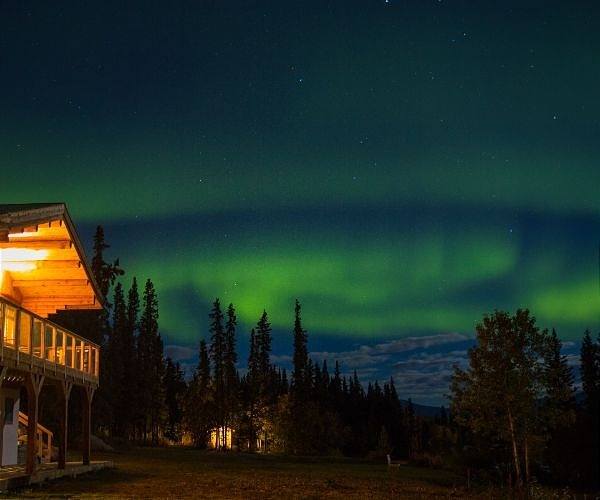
[44,325,55,361]
[19,312,31,354]
[55,330,64,365]
[3,306,16,347]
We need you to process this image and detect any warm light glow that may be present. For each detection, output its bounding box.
[209,427,233,449]
[1,261,37,272]
[0,249,44,292]
[9,231,41,239]
[0,248,48,262]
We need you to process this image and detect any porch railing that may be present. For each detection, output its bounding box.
[0,296,99,384]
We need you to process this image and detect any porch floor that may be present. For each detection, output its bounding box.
[0,460,113,491]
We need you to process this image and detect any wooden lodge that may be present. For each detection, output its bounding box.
[0,203,102,477]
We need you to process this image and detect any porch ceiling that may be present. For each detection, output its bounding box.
[0,204,104,317]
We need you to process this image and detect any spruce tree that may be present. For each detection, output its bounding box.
[542,329,577,483]
[246,328,260,450]
[291,299,309,398]
[164,358,187,442]
[209,299,226,449]
[109,282,127,437]
[223,303,239,448]
[184,339,213,447]
[580,330,600,411]
[123,277,140,439]
[138,279,162,444]
[91,226,123,298]
[543,329,576,424]
[580,330,600,486]
[256,310,272,385]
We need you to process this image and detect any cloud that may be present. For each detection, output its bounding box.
[271,354,293,365]
[310,332,470,369]
[303,333,473,405]
[165,344,196,362]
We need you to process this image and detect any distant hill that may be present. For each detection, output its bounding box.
[400,400,444,418]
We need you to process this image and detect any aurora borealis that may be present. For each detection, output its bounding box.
[2,1,599,403]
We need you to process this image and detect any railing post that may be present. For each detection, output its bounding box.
[58,381,72,469]
[15,309,20,364]
[82,385,94,466]
[0,301,4,361]
[25,373,44,475]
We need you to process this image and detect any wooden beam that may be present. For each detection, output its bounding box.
[9,269,87,281]
[0,240,72,249]
[64,304,100,310]
[9,225,66,236]
[13,279,89,288]
[20,288,93,298]
[22,291,94,303]
[1,259,81,269]
[23,298,95,307]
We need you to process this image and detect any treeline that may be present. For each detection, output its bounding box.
[181,298,437,458]
[449,309,600,491]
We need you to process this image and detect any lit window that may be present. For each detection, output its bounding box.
[3,306,16,347]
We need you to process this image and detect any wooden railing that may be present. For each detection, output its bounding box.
[18,411,53,463]
[0,296,100,384]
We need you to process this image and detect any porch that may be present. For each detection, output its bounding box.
[0,460,113,491]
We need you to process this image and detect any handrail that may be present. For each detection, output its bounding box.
[18,411,53,463]
[0,295,100,381]
[0,296,100,349]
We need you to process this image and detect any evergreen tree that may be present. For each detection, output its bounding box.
[123,277,140,439]
[184,340,213,447]
[255,310,272,391]
[208,299,226,449]
[138,279,163,444]
[580,330,600,486]
[151,330,167,445]
[542,329,577,483]
[543,329,576,425]
[108,282,127,437]
[164,358,187,442]
[580,330,600,412]
[91,226,124,299]
[223,303,239,448]
[245,328,260,451]
[291,299,309,398]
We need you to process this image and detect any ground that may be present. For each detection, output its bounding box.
[4,447,480,499]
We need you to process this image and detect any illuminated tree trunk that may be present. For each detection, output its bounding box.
[507,406,522,489]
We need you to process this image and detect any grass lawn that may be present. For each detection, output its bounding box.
[10,447,478,499]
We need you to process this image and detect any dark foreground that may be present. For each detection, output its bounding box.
[0,447,561,499]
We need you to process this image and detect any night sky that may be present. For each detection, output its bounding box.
[2,1,599,404]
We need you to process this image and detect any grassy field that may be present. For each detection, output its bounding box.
[11,447,480,499]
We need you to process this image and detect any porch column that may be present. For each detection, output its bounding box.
[58,381,73,469]
[25,373,44,475]
[81,385,94,465]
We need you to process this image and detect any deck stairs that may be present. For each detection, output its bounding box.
[17,412,54,463]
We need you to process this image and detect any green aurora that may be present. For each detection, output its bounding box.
[2,0,600,354]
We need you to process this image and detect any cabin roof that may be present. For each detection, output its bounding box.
[0,203,105,316]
